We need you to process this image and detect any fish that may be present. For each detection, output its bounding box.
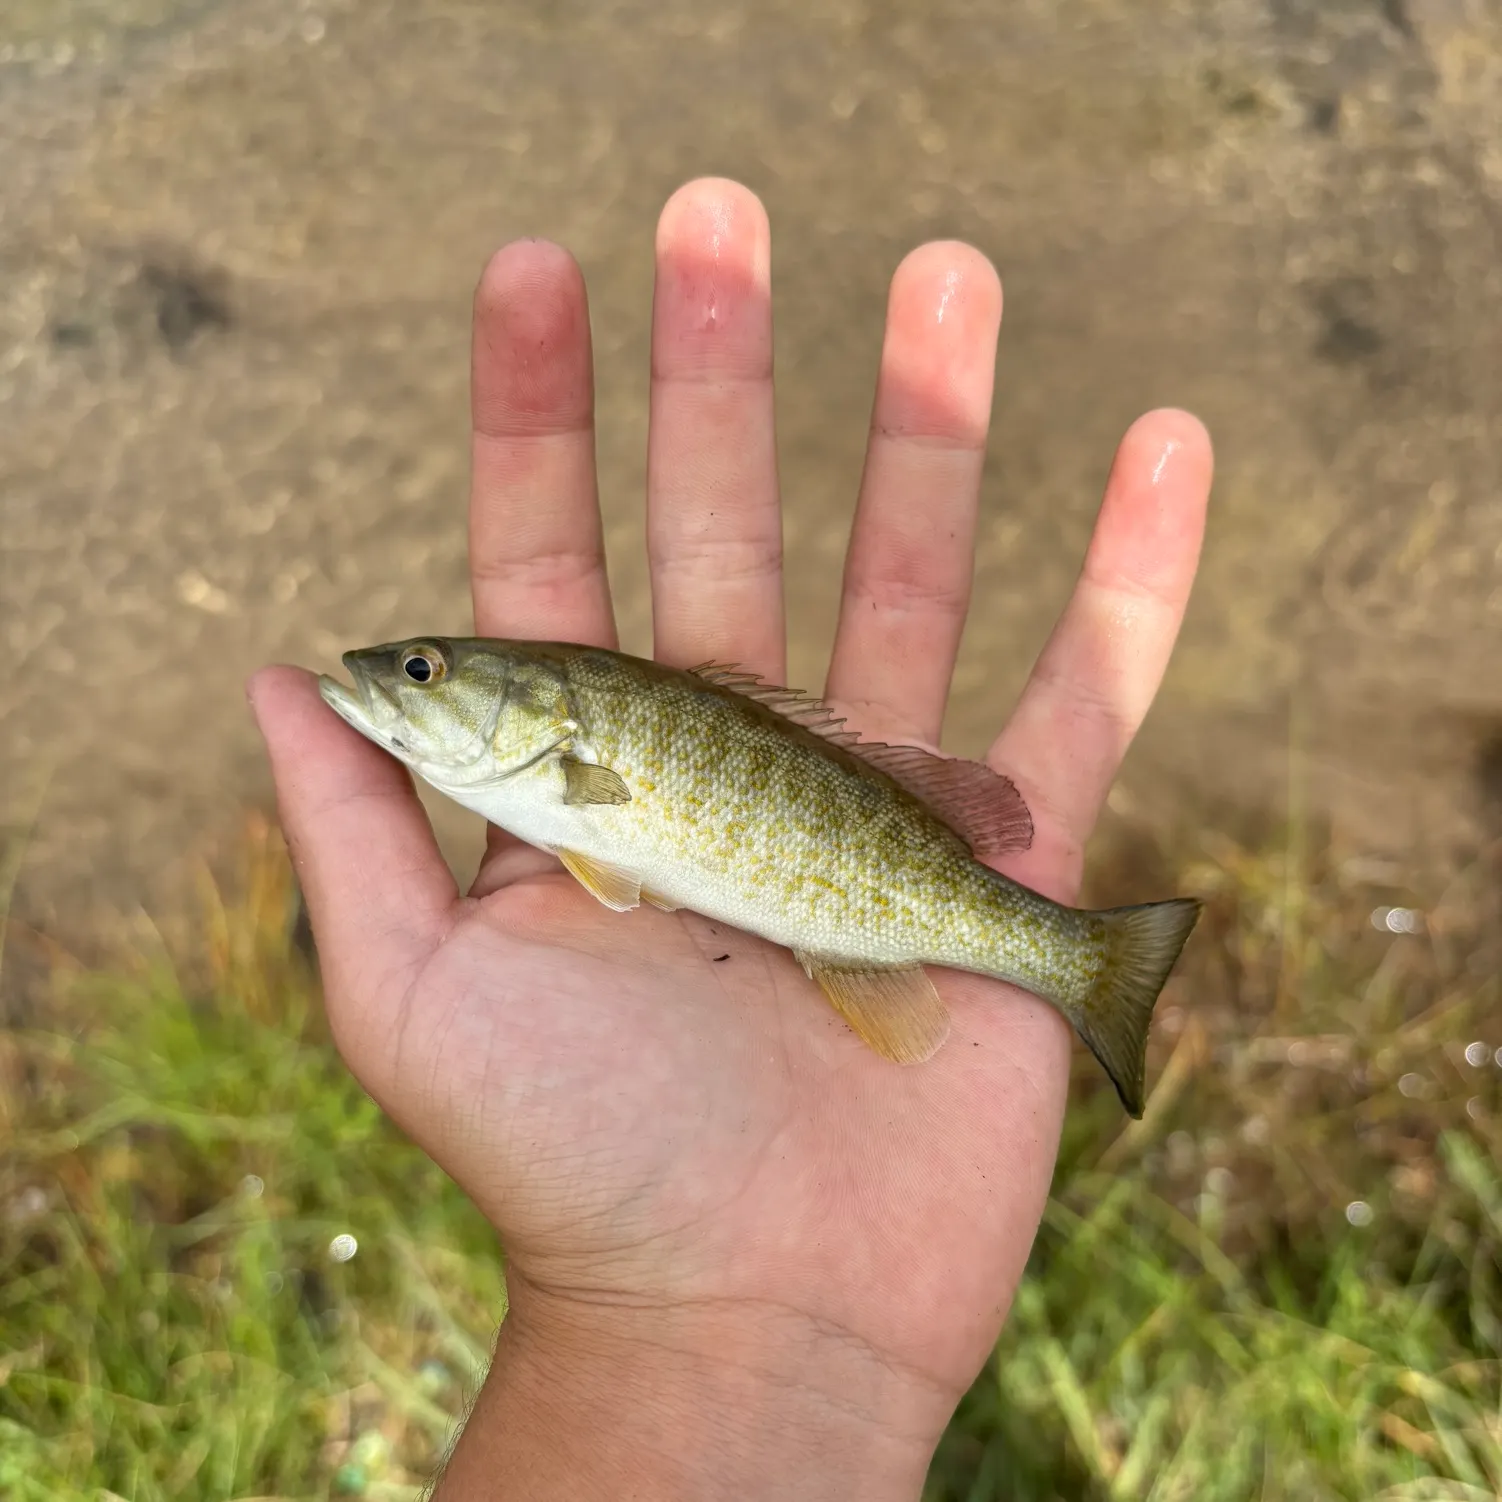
[318,637,1200,1115]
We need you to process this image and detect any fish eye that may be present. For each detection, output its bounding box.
[399,644,447,685]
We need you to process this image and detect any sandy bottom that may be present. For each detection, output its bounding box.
[2,0,1500,943]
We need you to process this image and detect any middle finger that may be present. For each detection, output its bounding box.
[647,178,784,681]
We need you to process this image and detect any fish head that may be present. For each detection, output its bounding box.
[319,637,516,789]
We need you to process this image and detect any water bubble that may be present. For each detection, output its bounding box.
[416,1358,452,1395]
[1467,1097,1485,1122]
[1240,1115,1270,1146]
[1387,907,1421,934]
[300,15,327,43]
[1288,1040,1313,1066]
[239,1173,265,1198]
[1345,1200,1374,1227]
[1494,1047,1502,1069]
[329,1233,359,1263]
[1398,1072,1424,1098]
[1466,1042,1489,1067]
[267,1271,285,1294]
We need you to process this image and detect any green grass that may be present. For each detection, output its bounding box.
[1,814,1497,1499]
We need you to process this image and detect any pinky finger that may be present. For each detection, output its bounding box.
[992,409,1212,868]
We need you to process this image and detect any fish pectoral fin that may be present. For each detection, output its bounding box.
[556,849,642,911]
[794,953,951,1065]
[561,757,632,806]
[641,888,679,912]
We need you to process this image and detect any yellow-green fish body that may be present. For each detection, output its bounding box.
[320,638,1199,1115]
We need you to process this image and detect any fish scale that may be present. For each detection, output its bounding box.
[320,637,1201,1116]
[557,650,1090,979]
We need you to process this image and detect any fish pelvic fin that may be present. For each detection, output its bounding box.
[1066,899,1201,1118]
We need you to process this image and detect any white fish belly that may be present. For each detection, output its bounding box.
[446,759,977,967]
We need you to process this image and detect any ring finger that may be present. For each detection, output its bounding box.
[824,243,1003,745]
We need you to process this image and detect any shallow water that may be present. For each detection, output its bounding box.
[2,0,1499,937]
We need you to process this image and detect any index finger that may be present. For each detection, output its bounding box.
[469,240,616,646]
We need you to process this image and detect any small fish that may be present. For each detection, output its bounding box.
[319,638,1200,1115]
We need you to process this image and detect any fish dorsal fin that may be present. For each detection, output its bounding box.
[688,663,1032,859]
[794,952,951,1064]
[555,849,642,912]
[687,663,860,745]
[845,743,1033,860]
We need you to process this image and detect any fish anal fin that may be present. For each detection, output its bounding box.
[794,952,951,1065]
[850,744,1033,860]
[556,849,641,911]
[562,757,632,806]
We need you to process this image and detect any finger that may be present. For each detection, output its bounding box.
[825,243,1002,743]
[248,667,457,1018]
[992,409,1212,871]
[647,178,783,680]
[470,239,615,645]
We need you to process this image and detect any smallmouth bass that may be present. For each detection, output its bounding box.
[319,637,1200,1115]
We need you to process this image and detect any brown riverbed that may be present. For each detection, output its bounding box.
[2,0,1499,947]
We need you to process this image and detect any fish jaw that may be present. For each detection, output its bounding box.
[317,669,412,761]
[316,663,541,801]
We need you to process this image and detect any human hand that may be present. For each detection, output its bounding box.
[250,177,1211,1501]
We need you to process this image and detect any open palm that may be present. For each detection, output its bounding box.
[251,178,1211,1490]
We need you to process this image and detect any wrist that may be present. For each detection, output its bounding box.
[433,1276,950,1501]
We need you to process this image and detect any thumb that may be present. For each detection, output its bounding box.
[248,665,458,1044]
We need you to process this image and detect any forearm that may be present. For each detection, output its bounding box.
[433,1291,946,1502]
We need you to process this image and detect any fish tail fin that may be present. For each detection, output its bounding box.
[1063,899,1201,1118]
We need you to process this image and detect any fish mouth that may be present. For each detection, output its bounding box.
[317,663,409,757]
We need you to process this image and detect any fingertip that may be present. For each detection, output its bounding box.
[1117,408,1215,491]
[246,662,312,734]
[652,177,773,380]
[1086,408,1212,609]
[889,240,1003,331]
[877,241,1002,445]
[472,238,594,437]
[474,237,586,316]
[655,176,771,272]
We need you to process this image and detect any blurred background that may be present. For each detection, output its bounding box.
[2,1,1500,1497]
